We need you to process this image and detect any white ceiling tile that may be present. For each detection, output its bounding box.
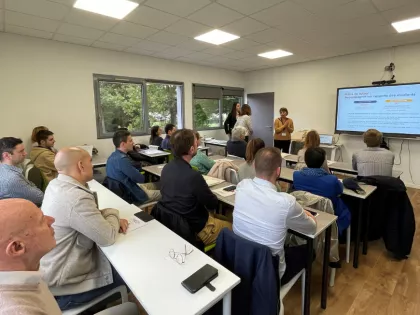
[153,47,193,58]
[111,21,158,39]
[201,45,234,55]
[5,11,60,32]
[125,46,156,55]
[245,28,284,44]
[242,44,275,55]
[165,19,212,38]
[47,0,77,5]
[371,0,416,12]
[92,41,128,51]
[293,0,354,13]
[188,3,243,28]
[217,0,285,15]
[175,56,198,63]
[57,23,104,40]
[175,39,213,51]
[65,9,119,31]
[380,2,420,22]
[145,0,211,17]
[133,39,171,51]
[125,5,180,29]
[0,0,3,8]
[222,50,254,59]
[221,17,269,37]
[0,25,3,32]
[245,28,310,53]
[318,0,379,22]
[5,0,69,20]
[145,30,189,46]
[183,51,214,60]
[53,33,93,46]
[206,55,233,64]
[0,9,3,24]
[99,33,140,46]
[221,37,261,50]
[6,24,53,39]
[235,56,272,67]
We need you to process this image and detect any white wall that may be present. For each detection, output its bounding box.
[0,33,241,157]
[245,43,420,187]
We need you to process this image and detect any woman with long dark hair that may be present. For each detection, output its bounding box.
[224,102,241,140]
[149,125,163,147]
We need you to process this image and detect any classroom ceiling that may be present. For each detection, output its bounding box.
[1,0,420,72]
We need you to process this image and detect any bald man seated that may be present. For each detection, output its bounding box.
[0,199,60,315]
[40,147,130,311]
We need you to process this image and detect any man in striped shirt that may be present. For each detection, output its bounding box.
[0,137,44,206]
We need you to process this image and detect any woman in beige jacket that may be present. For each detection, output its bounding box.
[274,107,294,153]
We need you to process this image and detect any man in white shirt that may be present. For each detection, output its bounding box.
[233,147,317,284]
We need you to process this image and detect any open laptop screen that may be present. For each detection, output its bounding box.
[319,135,333,145]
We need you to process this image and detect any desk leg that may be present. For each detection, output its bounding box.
[353,199,363,268]
[363,198,372,255]
[222,291,232,315]
[321,226,331,309]
[304,238,313,315]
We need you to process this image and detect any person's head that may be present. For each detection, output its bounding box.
[165,124,176,136]
[194,131,201,146]
[254,147,282,183]
[54,147,93,184]
[304,147,326,168]
[231,126,246,141]
[245,138,265,164]
[241,104,251,116]
[363,129,382,148]
[171,129,197,160]
[0,199,55,271]
[151,126,162,138]
[304,130,321,149]
[280,107,288,118]
[36,130,55,149]
[231,102,240,118]
[0,137,27,166]
[31,126,48,143]
[113,130,134,153]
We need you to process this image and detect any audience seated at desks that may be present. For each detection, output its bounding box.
[30,130,58,184]
[0,199,60,315]
[352,129,395,177]
[40,147,132,311]
[0,137,44,206]
[296,130,330,172]
[190,131,215,175]
[237,138,265,181]
[233,147,317,283]
[106,130,161,203]
[157,129,231,246]
[161,123,177,150]
[293,148,351,234]
[149,125,164,147]
[227,126,247,159]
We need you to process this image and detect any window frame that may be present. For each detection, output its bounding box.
[192,83,244,131]
[93,74,184,139]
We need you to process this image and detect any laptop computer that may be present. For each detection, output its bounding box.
[319,134,334,145]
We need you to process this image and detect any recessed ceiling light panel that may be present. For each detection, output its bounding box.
[194,30,239,45]
[258,49,293,59]
[392,16,420,33]
[74,0,139,19]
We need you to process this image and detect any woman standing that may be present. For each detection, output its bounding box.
[295,130,329,172]
[235,104,253,142]
[224,102,240,140]
[274,107,294,153]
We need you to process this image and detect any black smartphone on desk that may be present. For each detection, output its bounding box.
[134,211,155,222]
[181,264,218,294]
[223,185,236,192]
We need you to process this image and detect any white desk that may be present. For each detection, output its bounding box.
[88,180,240,315]
[92,155,108,168]
[290,140,341,161]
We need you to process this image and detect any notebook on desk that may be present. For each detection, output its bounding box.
[203,175,225,187]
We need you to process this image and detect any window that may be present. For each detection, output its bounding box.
[192,84,244,130]
[94,74,183,139]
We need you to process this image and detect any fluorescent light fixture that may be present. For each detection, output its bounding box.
[258,49,293,59]
[194,30,239,45]
[392,16,420,33]
[74,0,139,19]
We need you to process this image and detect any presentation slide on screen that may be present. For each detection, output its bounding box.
[336,84,420,135]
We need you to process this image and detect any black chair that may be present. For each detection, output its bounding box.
[102,177,143,206]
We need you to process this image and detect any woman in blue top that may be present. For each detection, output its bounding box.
[190,131,215,175]
[293,147,351,234]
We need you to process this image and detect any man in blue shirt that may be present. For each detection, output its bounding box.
[0,137,44,206]
[106,130,160,204]
[161,124,176,150]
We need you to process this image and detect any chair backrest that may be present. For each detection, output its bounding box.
[27,165,45,191]
[164,150,174,162]
[214,229,279,315]
[103,177,137,204]
[229,168,239,185]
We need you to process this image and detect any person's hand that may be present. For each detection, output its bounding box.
[119,219,129,234]
[304,210,316,220]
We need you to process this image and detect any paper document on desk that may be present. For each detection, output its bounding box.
[281,153,290,158]
[142,149,164,155]
[203,175,225,187]
[213,187,236,197]
[216,158,234,162]
[127,216,147,233]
